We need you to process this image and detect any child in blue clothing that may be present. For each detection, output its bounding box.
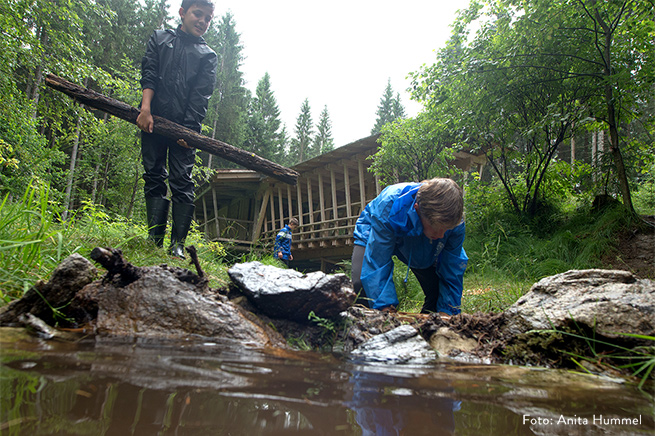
[351,178,467,315]
[274,218,299,267]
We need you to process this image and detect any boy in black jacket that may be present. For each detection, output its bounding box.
[136,0,218,259]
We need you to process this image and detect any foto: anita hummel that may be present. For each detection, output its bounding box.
[523,415,642,426]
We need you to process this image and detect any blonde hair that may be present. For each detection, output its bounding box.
[416,178,464,229]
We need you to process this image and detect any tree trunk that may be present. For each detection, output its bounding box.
[207,118,218,168]
[91,112,111,204]
[595,8,635,214]
[45,74,298,185]
[62,117,81,222]
[91,161,101,204]
[30,27,49,119]
[126,139,141,220]
[62,76,88,222]
[126,161,140,220]
[606,102,634,212]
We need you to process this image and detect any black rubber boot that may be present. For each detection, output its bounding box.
[145,197,170,247]
[169,202,195,259]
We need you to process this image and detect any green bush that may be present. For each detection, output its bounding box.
[632,164,655,215]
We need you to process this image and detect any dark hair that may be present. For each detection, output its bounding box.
[181,0,215,12]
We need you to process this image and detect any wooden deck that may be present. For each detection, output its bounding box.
[194,135,382,270]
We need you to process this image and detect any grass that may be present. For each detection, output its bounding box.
[393,202,637,314]
[461,271,530,313]
[0,182,63,302]
[538,327,655,394]
[0,182,235,303]
[452,200,642,314]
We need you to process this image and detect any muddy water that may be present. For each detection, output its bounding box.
[1,328,652,435]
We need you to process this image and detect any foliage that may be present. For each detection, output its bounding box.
[0,0,70,196]
[0,94,67,196]
[307,310,345,352]
[307,311,336,335]
[632,162,655,215]
[392,257,425,313]
[371,112,459,185]
[465,179,638,280]
[409,0,654,218]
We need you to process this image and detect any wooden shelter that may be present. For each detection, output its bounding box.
[194,134,485,271]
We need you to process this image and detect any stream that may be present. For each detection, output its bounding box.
[1,328,652,435]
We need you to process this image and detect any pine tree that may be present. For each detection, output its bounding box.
[392,92,406,120]
[290,99,314,164]
[371,79,405,134]
[244,73,286,163]
[313,105,334,155]
[203,12,249,168]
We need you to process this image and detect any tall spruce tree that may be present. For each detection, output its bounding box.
[313,105,334,155]
[203,12,249,168]
[290,99,314,164]
[371,79,405,134]
[392,92,406,120]
[244,73,285,163]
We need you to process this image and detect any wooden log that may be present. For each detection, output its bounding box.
[45,74,299,185]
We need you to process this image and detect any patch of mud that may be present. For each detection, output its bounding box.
[420,312,509,360]
[604,217,655,279]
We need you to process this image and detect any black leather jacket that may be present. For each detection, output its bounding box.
[140,27,217,132]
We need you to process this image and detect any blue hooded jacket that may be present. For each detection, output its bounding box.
[353,183,468,314]
[274,225,294,260]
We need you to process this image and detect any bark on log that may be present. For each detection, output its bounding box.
[45,74,299,185]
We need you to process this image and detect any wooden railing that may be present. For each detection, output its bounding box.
[200,213,359,251]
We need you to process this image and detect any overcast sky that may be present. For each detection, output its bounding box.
[194,0,472,147]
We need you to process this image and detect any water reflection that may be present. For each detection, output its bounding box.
[348,365,459,435]
[1,331,652,435]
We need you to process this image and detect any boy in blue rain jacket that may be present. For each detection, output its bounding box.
[274,218,299,267]
[352,178,467,315]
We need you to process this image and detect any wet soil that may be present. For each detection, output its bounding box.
[603,216,655,279]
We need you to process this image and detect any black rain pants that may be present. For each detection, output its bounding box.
[141,131,195,204]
